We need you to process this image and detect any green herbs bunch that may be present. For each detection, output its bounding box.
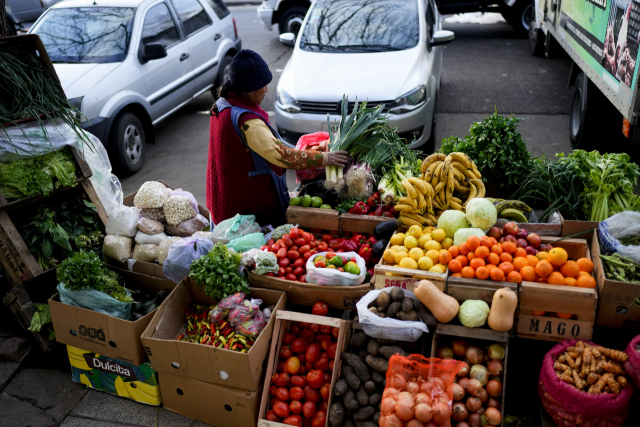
[28,303,55,341]
[57,251,133,303]
[189,242,249,300]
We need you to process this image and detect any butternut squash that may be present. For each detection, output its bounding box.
[487,287,518,332]
[414,280,459,323]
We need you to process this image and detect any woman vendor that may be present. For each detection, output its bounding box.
[207,50,349,226]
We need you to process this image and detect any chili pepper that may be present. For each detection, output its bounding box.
[328,238,346,250]
[224,329,232,337]
[177,334,184,341]
[224,343,229,350]
[342,240,359,252]
[232,343,238,350]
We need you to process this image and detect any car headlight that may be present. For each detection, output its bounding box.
[275,89,301,114]
[388,86,427,115]
[68,96,88,123]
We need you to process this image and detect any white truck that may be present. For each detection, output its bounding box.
[530,0,640,148]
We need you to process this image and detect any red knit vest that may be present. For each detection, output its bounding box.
[206,94,287,227]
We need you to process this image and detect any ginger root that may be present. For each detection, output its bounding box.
[593,373,611,394]
[617,376,628,388]
[607,374,621,394]
[572,369,584,390]
[587,372,600,385]
[554,362,571,372]
[594,346,628,363]
[602,361,625,375]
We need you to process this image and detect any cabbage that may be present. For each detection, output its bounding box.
[437,210,470,238]
[458,300,490,328]
[454,228,486,247]
[466,198,497,231]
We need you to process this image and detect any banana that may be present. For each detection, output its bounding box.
[452,161,477,180]
[125,382,162,405]
[472,169,482,179]
[440,155,453,182]
[449,200,464,211]
[420,153,446,173]
[451,196,463,204]
[400,212,427,224]
[452,167,465,182]
[425,195,434,214]
[425,160,443,182]
[435,209,445,218]
[399,196,417,209]
[401,180,418,199]
[131,381,161,397]
[446,165,455,204]
[494,200,533,214]
[468,179,485,197]
[425,212,438,224]
[465,178,479,203]
[416,191,426,211]
[408,177,428,195]
[485,197,503,204]
[499,208,528,223]
[432,162,445,184]
[423,181,434,197]
[433,180,447,195]
[394,203,420,214]
[449,152,471,168]
[399,215,423,227]
[457,185,470,194]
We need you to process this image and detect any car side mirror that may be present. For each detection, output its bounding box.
[279,32,296,47]
[142,43,167,63]
[431,30,454,46]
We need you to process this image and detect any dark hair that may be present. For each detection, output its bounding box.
[211,82,247,115]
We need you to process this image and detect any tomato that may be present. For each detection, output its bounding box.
[278,267,286,277]
[280,346,293,359]
[274,372,290,387]
[323,372,331,384]
[304,385,321,402]
[309,241,317,249]
[320,340,329,351]
[265,410,281,422]
[276,387,290,402]
[299,366,306,375]
[269,385,277,396]
[286,274,298,281]
[315,334,331,345]
[289,228,301,239]
[310,324,320,334]
[267,238,275,246]
[285,267,293,275]
[298,245,311,254]
[307,370,325,389]
[299,329,315,340]
[318,401,328,412]
[293,267,305,277]
[287,250,300,261]
[293,258,306,268]
[298,354,306,363]
[291,338,310,354]
[312,302,329,316]
[289,401,303,415]
[283,236,293,247]
[328,343,337,360]
[319,325,332,334]
[290,375,307,388]
[305,343,321,364]
[279,258,290,267]
[300,274,306,282]
[277,361,285,373]
[303,417,312,427]
[272,242,282,252]
[302,401,317,418]
[290,246,299,252]
[317,243,328,252]
[320,384,331,401]
[283,415,303,426]
[294,238,306,246]
[305,361,314,372]
[285,357,301,375]
[314,353,329,371]
[322,235,332,242]
[297,322,311,328]
[277,248,287,259]
[311,410,326,427]
[269,398,280,409]
[273,401,291,418]
[282,333,296,345]
[302,232,313,242]
[329,360,335,372]
[289,325,301,336]
[331,327,340,340]
[289,386,304,401]
[303,252,312,260]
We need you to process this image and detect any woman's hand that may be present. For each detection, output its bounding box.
[326,150,350,167]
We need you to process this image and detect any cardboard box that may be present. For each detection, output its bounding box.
[49,271,176,365]
[160,372,262,427]
[67,345,161,406]
[141,278,287,391]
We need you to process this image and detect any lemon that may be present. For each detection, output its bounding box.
[390,233,405,246]
[441,238,454,250]
[424,240,442,252]
[383,249,396,264]
[429,264,446,273]
[423,226,435,234]
[409,247,424,261]
[391,245,408,253]
[421,233,432,243]
[426,249,440,263]
[407,225,423,239]
[418,234,431,248]
[431,228,446,242]
[399,257,418,269]
[404,235,418,249]
[418,256,434,271]
[439,249,449,255]
[394,251,409,264]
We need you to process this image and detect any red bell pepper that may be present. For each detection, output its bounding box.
[386,205,398,217]
[366,236,378,247]
[373,206,384,216]
[328,238,345,250]
[350,235,367,245]
[342,240,359,252]
[382,212,395,218]
[358,244,372,264]
[347,201,369,215]
[367,192,380,208]
[368,212,376,216]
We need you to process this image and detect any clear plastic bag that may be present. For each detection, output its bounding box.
[162,236,213,283]
[164,196,196,225]
[211,214,261,241]
[134,182,170,209]
[254,250,279,275]
[218,292,246,309]
[57,283,131,320]
[169,189,199,215]
[600,212,640,263]
[306,252,366,286]
[135,231,169,245]
[140,208,166,223]
[105,206,140,237]
[137,218,164,235]
[158,237,181,265]
[166,217,204,237]
[356,288,428,342]
[229,299,260,326]
[236,309,266,340]
[132,244,158,262]
[102,235,132,262]
[227,232,265,253]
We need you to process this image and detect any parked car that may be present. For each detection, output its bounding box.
[30,0,241,175]
[257,0,310,34]
[274,0,453,153]
[6,0,45,26]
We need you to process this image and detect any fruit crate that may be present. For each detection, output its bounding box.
[339,213,389,235]
[494,211,564,237]
[258,311,351,427]
[430,323,509,427]
[286,206,340,234]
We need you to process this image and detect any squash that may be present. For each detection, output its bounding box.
[487,287,518,332]
[414,280,459,323]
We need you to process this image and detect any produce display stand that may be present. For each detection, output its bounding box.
[494,212,564,237]
[285,206,340,234]
[339,213,388,234]
[258,310,351,427]
[430,323,509,427]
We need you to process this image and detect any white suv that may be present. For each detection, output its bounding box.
[30,0,241,175]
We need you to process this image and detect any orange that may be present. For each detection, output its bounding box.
[451,273,462,278]
[526,255,539,267]
[439,251,453,266]
[535,260,553,278]
[499,262,514,276]
[507,271,523,284]
[576,275,596,289]
[500,252,513,263]
[577,258,594,273]
[461,266,476,279]
[491,244,503,255]
[532,310,547,316]
[479,236,493,248]
[456,255,469,268]
[560,261,580,278]
[520,266,537,282]
[490,267,505,282]
[459,242,469,256]
[537,278,548,283]
[476,266,490,280]
[556,313,573,319]
[564,277,577,287]
[448,259,462,273]
[448,246,460,258]
[467,236,480,251]
[487,253,501,266]
[470,258,486,270]
[502,241,516,254]
[475,246,490,259]
[536,251,549,261]
[467,252,477,261]
[514,247,527,258]
[486,264,498,273]
[489,237,499,246]
[548,247,568,266]
[578,271,590,279]
[513,257,528,272]
[547,272,566,285]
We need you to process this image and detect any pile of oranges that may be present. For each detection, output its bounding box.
[445,235,596,287]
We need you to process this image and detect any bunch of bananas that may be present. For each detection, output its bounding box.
[487,198,532,223]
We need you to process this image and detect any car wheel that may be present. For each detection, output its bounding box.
[529,24,545,57]
[109,112,146,175]
[501,0,533,37]
[278,6,308,35]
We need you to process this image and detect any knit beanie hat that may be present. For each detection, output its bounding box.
[227,50,272,93]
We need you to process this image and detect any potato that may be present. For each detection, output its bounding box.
[368,307,378,315]
[344,420,356,427]
[330,402,345,427]
[356,386,369,406]
[386,301,401,318]
[372,371,385,383]
[397,310,420,321]
[401,296,414,313]
[365,355,389,373]
[377,312,386,318]
[367,339,380,356]
[415,301,437,328]
[390,287,404,301]
[369,392,381,406]
[342,352,371,382]
[354,406,376,421]
[355,422,377,427]
[343,365,361,390]
[343,389,360,412]
[367,299,377,309]
[334,379,348,397]
[364,381,376,394]
[379,346,408,359]
[376,292,391,312]
[350,332,368,348]
[373,412,380,425]
[358,350,369,360]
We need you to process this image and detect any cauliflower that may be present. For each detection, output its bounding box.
[458,300,491,328]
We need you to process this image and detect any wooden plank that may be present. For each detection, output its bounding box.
[286,206,339,232]
[435,323,509,343]
[276,310,343,327]
[0,210,44,284]
[258,318,283,423]
[517,314,593,341]
[446,274,517,305]
[82,180,108,225]
[69,146,93,179]
[2,284,56,352]
[519,282,597,314]
[339,213,388,234]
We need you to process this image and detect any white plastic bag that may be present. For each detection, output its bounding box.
[356,288,428,342]
[157,237,181,265]
[105,206,139,237]
[162,236,213,283]
[305,252,366,286]
[599,212,640,263]
[135,230,169,245]
[169,189,199,214]
[102,235,132,261]
[164,196,196,225]
[134,181,170,208]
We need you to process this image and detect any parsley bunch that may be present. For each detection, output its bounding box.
[189,242,249,300]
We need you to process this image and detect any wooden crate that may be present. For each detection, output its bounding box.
[494,211,564,237]
[561,219,600,245]
[431,323,509,426]
[339,213,388,235]
[258,311,351,427]
[286,206,339,234]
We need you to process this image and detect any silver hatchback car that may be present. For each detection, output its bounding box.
[30,0,241,174]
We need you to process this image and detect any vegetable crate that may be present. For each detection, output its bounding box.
[286,206,339,234]
[430,323,509,427]
[339,213,388,235]
[560,219,600,245]
[517,237,598,342]
[258,310,351,427]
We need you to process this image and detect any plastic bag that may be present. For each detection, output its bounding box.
[228,233,265,253]
[137,218,164,235]
[380,355,465,427]
[105,206,140,237]
[218,292,246,309]
[169,189,199,215]
[255,250,279,275]
[135,231,169,245]
[140,207,166,223]
[163,196,196,225]
[196,213,210,229]
[211,214,261,241]
[158,237,181,265]
[294,132,329,183]
[357,288,428,342]
[539,339,633,427]
[229,299,260,326]
[57,283,131,320]
[306,252,366,286]
[162,236,213,283]
[132,244,158,262]
[210,306,229,324]
[166,217,204,237]
[624,334,640,390]
[236,309,266,340]
[134,182,170,208]
[600,212,640,263]
[102,235,132,262]
[192,231,215,242]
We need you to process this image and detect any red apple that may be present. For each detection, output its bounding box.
[499,237,505,244]
[488,227,502,240]
[525,246,538,256]
[515,229,528,239]
[503,235,516,244]
[526,233,541,248]
[516,239,528,249]
[503,222,518,236]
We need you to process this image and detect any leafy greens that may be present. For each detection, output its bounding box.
[189,242,249,300]
[28,303,55,340]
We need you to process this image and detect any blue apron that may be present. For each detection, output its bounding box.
[215,98,290,214]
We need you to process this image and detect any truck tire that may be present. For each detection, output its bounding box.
[502,0,533,37]
[570,73,612,149]
[529,25,545,57]
[108,112,146,175]
[278,6,307,35]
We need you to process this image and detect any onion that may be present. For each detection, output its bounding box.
[466,346,484,365]
[406,381,420,396]
[440,421,452,427]
[466,379,483,397]
[398,392,415,404]
[415,393,432,405]
[438,347,454,359]
[477,407,486,416]
[452,339,469,357]
[432,377,445,390]
[487,344,505,360]
[425,423,437,427]
[448,383,465,401]
[382,414,402,427]
[487,360,503,376]
[466,396,482,412]
[395,399,415,421]
[407,420,423,427]
[457,362,470,377]
[469,365,489,386]
[458,377,470,391]
[451,402,469,422]
[480,414,488,427]
[486,380,503,397]
[383,388,400,400]
[381,397,396,415]
[415,403,433,423]
[487,397,501,410]
[457,423,471,427]
[485,407,502,426]
[432,401,451,424]
[478,388,488,404]
[420,381,434,395]
[468,413,481,427]
[392,373,407,390]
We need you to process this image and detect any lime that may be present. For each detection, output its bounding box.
[301,195,312,207]
[311,196,323,208]
[289,197,301,206]
[319,204,332,209]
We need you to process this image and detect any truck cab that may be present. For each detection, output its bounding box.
[257,0,312,34]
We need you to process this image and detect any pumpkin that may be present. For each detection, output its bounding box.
[414,280,459,323]
[487,287,518,332]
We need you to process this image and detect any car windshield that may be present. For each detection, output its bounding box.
[299,0,419,53]
[33,7,136,63]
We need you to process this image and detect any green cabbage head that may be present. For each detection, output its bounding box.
[437,210,469,238]
[466,198,497,230]
[458,300,491,328]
